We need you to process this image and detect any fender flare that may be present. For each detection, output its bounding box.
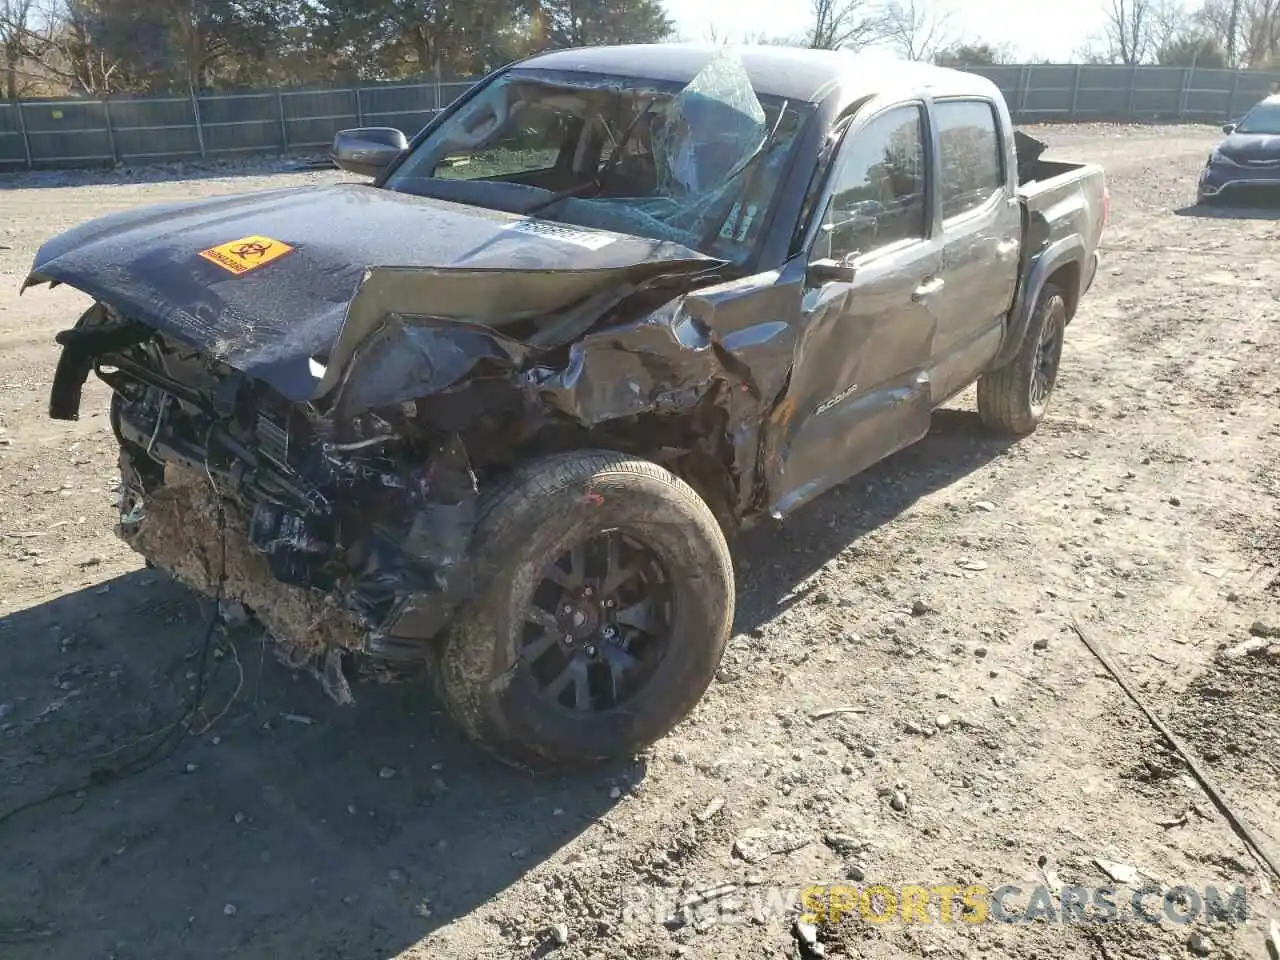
[991,234,1086,371]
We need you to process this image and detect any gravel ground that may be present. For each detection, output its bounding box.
[0,123,1277,960]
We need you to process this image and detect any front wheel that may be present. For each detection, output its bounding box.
[976,282,1067,436]
[431,451,734,771]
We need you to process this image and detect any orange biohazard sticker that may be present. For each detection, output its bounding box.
[198,235,293,275]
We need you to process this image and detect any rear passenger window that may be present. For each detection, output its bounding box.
[818,104,927,261]
[935,100,1003,220]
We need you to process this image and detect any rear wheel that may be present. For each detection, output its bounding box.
[431,451,734,771]
[976,282,1067,436]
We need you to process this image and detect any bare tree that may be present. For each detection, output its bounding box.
[703,25,798,45]
[1227,0,1243,62]
[1241,0,1280,66]
[883,0,956,61]
[1102,0,1155,63]
[37,0,122,93]
[0,0,45,97]
[1194,0,1280,66]
[1078,0,1191,63]
[1150,0,1192,49]
[807,0,887,50]
[1195,0,1241,63]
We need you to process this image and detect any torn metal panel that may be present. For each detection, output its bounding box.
[528,272,797,427]
[528,269,801,513]
[324,264,729,419]
[316,261,715,409]
[24,182,720,404]
[679,270,802,513]
[328,312,529,420]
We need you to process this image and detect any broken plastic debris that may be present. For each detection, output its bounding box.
[1093,858,1140,884]
[732,827,810,864]
[696,797,725,821]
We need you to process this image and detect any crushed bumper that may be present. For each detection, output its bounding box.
[121,463,370,663]
[101,341,483,675]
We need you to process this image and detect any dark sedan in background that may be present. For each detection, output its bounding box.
[1199,95,1280,203]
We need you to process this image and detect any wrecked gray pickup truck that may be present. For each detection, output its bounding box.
[29,45,1106,770]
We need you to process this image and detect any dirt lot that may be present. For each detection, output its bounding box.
[0,124,1278,960]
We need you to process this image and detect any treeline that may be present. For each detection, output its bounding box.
[0,0,673,97]
[4,0,1280,102]
[1084,0,1280,69]
[0,0,1018,98]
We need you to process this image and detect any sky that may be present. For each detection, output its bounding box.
[664,0,1114,62]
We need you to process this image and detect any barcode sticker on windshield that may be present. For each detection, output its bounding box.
[501,219,617,250]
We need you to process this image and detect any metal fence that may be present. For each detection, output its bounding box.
[973,63,1280,124]
[0,79,473,170]
[3,63,1280,171]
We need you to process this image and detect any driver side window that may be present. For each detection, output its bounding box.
[817,104,927,262]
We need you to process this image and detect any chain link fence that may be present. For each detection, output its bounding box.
[3,64,1278,171]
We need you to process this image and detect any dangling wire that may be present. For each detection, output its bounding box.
[0,419,235,830]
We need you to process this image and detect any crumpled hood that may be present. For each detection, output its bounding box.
[26,182,718,402]
[1218,132,1280,162]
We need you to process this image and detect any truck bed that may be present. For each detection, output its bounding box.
[1007,130,1107,328]
[1018,156,1104,213]
[1013,128,1105,216]
[1014,129,1107,243]
[1019,157,1091,187]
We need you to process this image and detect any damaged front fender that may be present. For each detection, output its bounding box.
[529,268,803,515]
[325,262,725,419]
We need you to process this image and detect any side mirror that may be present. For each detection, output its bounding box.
[331,127,409,178]
[1222,122,1236,134]
[807,258,857,286]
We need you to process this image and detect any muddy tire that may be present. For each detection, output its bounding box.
[431,450,734,772]
[976,282,1068,436]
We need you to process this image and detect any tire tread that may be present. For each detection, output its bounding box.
[432,450,733,772]
[977,283,1066,436]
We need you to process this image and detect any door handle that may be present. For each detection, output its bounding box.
[912,276,945,301]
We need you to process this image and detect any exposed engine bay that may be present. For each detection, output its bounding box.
[98,311,483,675]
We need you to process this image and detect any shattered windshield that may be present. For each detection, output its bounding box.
[383,51,812,264]
[1235,102,1280,134]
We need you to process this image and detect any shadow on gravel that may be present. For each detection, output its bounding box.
[730,407,1018,630]
[0,572,623,959]
[0,406,1012,959]
[1174,202,1280,220]
[0,156,336,191]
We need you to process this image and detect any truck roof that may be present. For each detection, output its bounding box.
[519,43,994,106]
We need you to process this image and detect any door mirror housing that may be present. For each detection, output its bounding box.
[331,127,409,178]
[807,257,857,286]
[1222,122,1236,134]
